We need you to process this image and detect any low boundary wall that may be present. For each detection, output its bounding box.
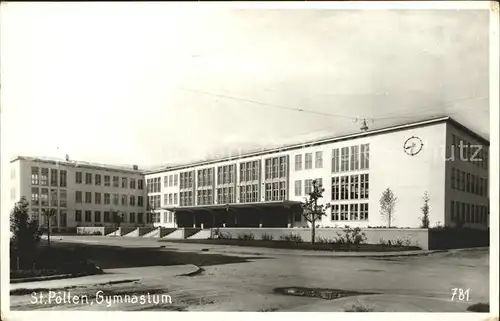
[77,227,115,236]
[210,227,490,250]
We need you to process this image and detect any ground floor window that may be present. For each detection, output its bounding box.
[330,203,368,221]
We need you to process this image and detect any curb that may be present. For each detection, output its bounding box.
[10,271,100,284]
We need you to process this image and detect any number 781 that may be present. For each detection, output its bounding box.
[451,288,471,301]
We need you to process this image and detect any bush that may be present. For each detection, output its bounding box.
[280,234,303,243]
[316,236,335,244]
[335,227,367,245]
[218,232,232,240]
[237,232,255,240]
[345,300,374,312]
[261,233,274,241]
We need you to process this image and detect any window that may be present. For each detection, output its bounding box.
[94,211,101,223]
[169,175,173,187]
[75,210,82,222]
[31,188,39,206]
[113,193,119,205]
[60,210,67,227]
[51,169,58,186]
[315,151,323,168]
[295,154,302,171]
[85,173,92,184]
[31,167,40,185]
[350,175,359,199]
[461,171,465,191]
[60,190,67,207]
[104,175,110,186]
[350,204,359,220]
[104,211,110,223]
[60,170,67,187]
[173,193,178,204]
[341,147,349,172]
[451,168,456,189]
[331,204,339,220]
[164,176,169,187]
[130,212,136,223]
[359,203,369,220]
[95,192,101,204]
[340,204,349,220]
[40,188,49,206]
[340,176,349,200]
[122,177,128,188]
[138,179,144,190]
[137,213,143,223]
[360,174,369,199]
[130,195,135,206]
[305,153,312,169]
[331,177,340,201]
[85,192,92,204]
[471,175,476,194]
[41,168,49,186]
[350,146,359,171]
[480,178,484,196]
[50,189,58,206]
[113,176,119,187]
[451,200,456,222]
[104,193,110,205]
[76,191,82,203]
[76,171,83,184]
[121,194,127,205]
[95,174,101,185]
[304,179,313,195]
[169,194,173,205]
[360,144,370,169]
[332,149,340,173]
[294,180,302,196]
[466,173,470,193]
[174,175,178,186]
[130,178,136,189]
[85,210,92,222]
[138,196,144,207]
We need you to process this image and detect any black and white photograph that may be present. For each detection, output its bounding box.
[1,1,498,319]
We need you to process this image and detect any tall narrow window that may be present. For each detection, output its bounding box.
[305,153,312,170]
[350,145,359,171]
[50,169,58,186]
[332,148,340,173]
[295,154,302,171]
[349,204,359,220]
[360,144,370,169]
[60,170,67,187]
[359,203,369,220]
[341,147,349,172]
[451,168,456,189]
[331,204,339,221]
[294,180,302,196]
[315,151,323,168]
[31,167,40,185]
[350,175,359,200]
[331,177,340,201]
[340,176,349,200]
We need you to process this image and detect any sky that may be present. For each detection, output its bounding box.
[0,3,491,170]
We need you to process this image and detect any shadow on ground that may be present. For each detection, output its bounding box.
[52,242,268,269]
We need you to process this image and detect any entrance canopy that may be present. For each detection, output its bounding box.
[161,200,302,212]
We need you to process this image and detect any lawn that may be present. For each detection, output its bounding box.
[161,239,421,252]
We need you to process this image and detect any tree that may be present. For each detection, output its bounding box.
[301,179,331,244]
[41,208,57,246]
[10,197,42,269]
[420,191,430,228]
[379,188,398,228]
[112,211,123,236]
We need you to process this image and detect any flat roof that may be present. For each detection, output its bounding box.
[10,156,144,175]
[146,116,489,175]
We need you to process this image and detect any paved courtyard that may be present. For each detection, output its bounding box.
[10,236,489,312]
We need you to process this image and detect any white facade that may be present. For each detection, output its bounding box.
[8,117,489,230]
[145,117,490,229]
[9,157,147,230]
